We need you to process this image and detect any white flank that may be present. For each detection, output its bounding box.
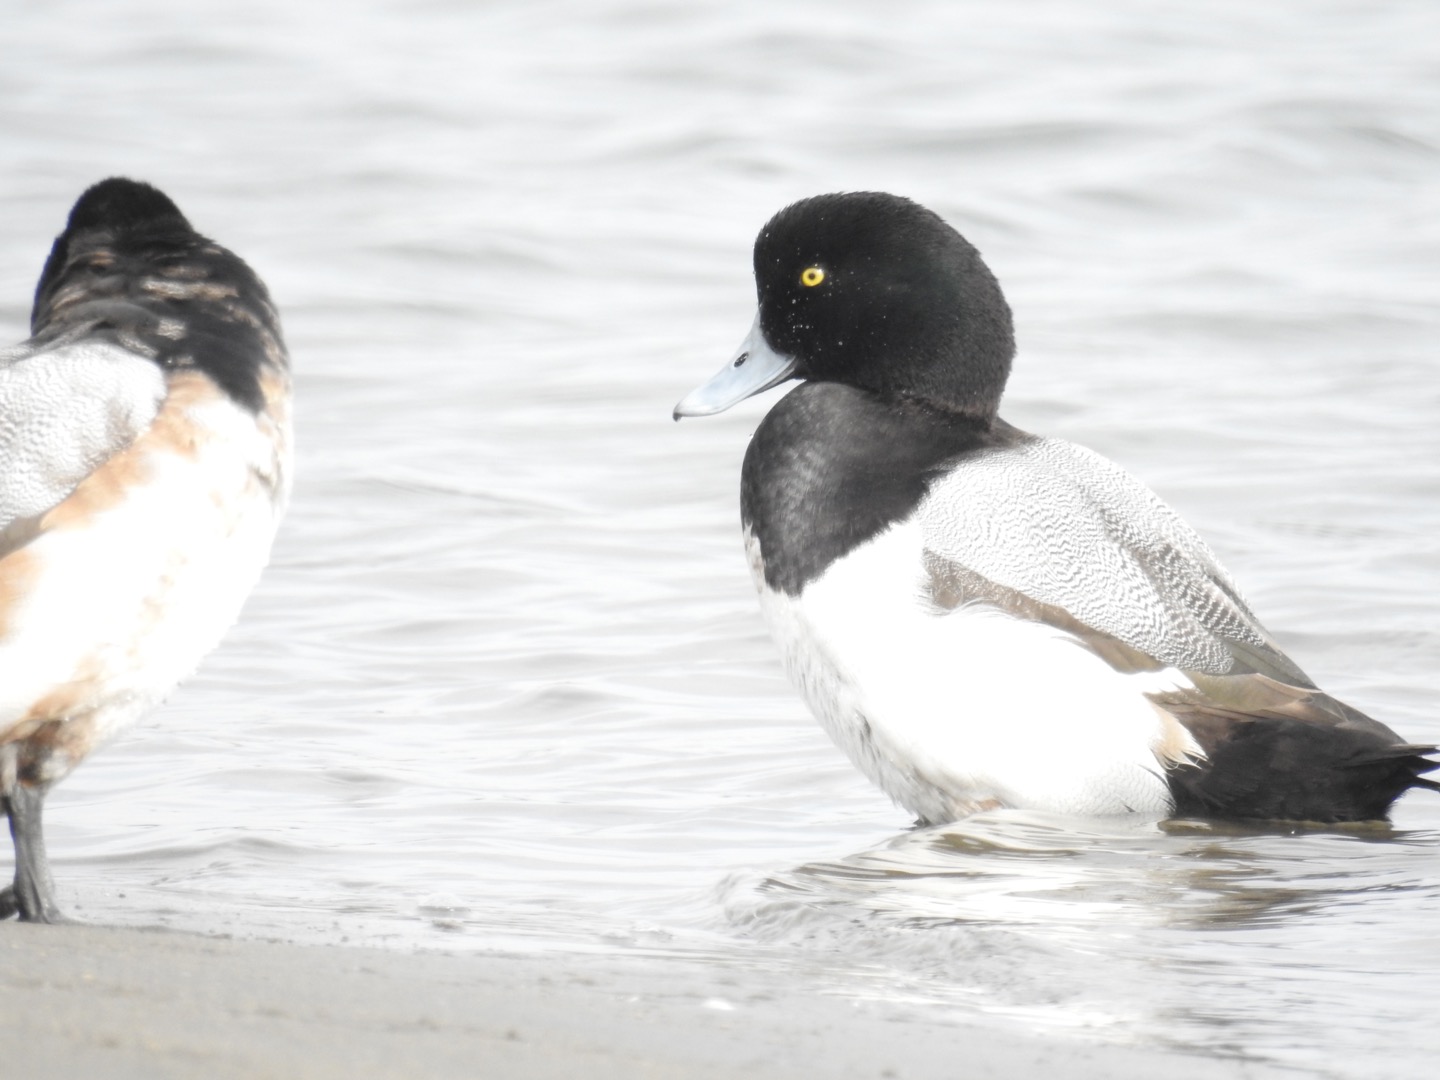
[0,368,289,782]
[749,522,1194,822]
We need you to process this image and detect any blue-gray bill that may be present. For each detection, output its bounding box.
[673,313,798,420]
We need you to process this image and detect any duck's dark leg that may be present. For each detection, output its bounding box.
[2,783,65,923]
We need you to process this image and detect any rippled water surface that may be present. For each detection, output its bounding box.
[4,1,1440,1075]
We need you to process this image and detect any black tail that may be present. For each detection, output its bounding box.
[1167,711,1439,823]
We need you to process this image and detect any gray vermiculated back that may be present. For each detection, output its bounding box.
[0,340,166,532]
[918,435,1271,675]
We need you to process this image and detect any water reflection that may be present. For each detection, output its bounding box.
[722,810,1440,1066]
[744,809,1440,935]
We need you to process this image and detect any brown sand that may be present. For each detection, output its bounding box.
[1,923,1290,1079]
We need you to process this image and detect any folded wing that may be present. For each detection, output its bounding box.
[0,339,165,550]
[918,433,1436,821]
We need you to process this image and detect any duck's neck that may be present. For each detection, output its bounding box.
[741,382,1021,595]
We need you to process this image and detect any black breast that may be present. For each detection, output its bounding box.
[741,382,1014,596]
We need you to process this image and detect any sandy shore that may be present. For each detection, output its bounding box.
[2,923,1290,1079]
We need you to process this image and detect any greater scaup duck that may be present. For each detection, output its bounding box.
[675,191,1436,825]
[0,178,291,921]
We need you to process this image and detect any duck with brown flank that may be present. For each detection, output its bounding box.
[0,178,291,921]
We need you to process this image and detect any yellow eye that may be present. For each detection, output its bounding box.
[800,266,825,287]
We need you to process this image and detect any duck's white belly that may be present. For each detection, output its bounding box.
[0,371,289,784]
[748,522,1189,822]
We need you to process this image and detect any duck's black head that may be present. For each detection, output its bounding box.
[757,192,1014,417]
[28,177,287,414]
[31,177,194,331]
[61,177,190,236]
[675,192,1015,421]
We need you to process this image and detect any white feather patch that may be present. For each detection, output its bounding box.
[750,521,1191,821]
